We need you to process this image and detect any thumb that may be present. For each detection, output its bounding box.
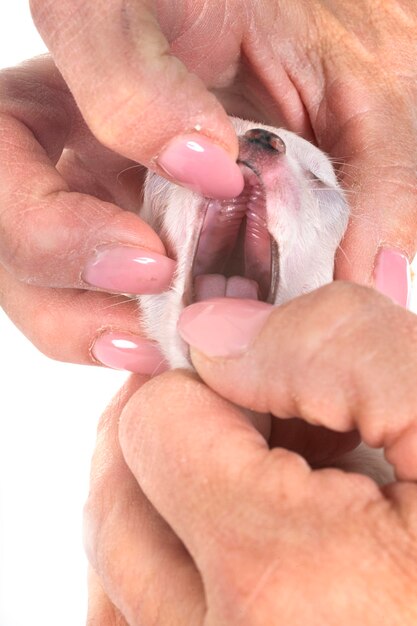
[333,108,416,308]
[30,0,244,200]
[177,287,417,481]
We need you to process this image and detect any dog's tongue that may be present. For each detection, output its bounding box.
[194,274,259,302]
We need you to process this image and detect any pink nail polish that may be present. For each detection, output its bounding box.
[158,134,244,200]
[374,248,411,308]
[92,332,168,375]
[178,298,272,358]
[83,246,175,294]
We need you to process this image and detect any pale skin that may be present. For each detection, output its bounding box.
[84,283,417,625]
[0,0,416,362]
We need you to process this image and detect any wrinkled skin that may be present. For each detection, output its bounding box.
[84,283,417,626]
[0,0,416,363]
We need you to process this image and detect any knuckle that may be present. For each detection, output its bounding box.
[295,383,352,433]
[263,448,310,505]
[87,81,164,160]
[317,282,387,339]
[1,198,75,282]
[322,281,378,311]
[87,90,139,150]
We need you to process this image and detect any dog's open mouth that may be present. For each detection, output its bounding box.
[190,129,284,305]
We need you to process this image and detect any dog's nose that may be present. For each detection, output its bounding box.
[244,128,286,154]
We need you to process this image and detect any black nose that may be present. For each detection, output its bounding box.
[244,128,286,154]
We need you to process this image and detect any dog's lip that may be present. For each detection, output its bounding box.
[237,158,261,177]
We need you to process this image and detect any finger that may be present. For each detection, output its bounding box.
[326,82,416,307]
[119,370,312,566]
[84,376,205,626]
[0,56,174,293]
[0,264,167,373]
[30,0,244,199]
[119,374,417,626]
[177,284,417,481]
[87,567,129,626]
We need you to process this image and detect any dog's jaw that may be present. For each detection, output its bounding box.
[138,118,349,369]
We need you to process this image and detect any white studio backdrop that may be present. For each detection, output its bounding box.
[0,4,128,625]
[1,4,417,626]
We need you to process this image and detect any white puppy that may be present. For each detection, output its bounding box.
[138,117,393,484]
[139,117,349,368]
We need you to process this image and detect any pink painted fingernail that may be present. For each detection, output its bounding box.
[178,298,272,358]
[158,134,244,200]
[374,248,411,308]
[83,246,175,294]
[92,332,168,375]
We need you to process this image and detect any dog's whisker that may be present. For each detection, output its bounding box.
[100,297,138,311]
[116,163,144,185]
[336,243,352,266]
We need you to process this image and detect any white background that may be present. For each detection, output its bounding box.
[0,4,128,625]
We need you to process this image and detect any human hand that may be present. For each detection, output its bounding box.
[85,282,417,625]
[30,0,417,307]
[0,55,176,373]
[301,0,417,305]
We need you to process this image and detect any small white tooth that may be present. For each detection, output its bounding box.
[194,274,227,302]
[225,276,259,300]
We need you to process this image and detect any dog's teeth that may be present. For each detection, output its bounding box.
[194,274,259,302]
[225,276,259,300]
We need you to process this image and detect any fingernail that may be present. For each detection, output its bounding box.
[83,246,175,294]
[158,134,244,200]
[178,298,272,358]
[374,248,411,308]
[92,332,168,375]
